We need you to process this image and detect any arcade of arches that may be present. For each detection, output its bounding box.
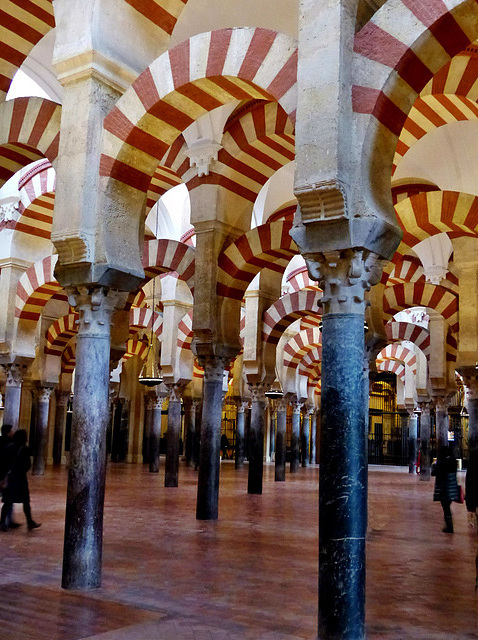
[1,1,478,639]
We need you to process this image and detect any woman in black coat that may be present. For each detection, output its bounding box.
[466,448,478,517]
[0,429,40,531]
[432,445,459,533]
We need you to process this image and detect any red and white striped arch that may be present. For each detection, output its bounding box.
[393,94,478,174]
[15,254,64,321]
[0,1,55,100]
[44,313,78,356]
[395,190,478,248]
[101,28,298,195]
[385,320,430,359]
[262,289,322,346]
[61,342,76,374]
[123,338,149,361]
[383,282,459,334]
[124,0,189,37]
[217,219,298,301]
[298,345,322,379]
[177,309,193,351]
[0,98,61,187]
[12,160,56,240]
[377,344,417,374]
[129,306,163,338]
[422,47,478,100]
[286,266,318,292]
[381,251,459,294]
[376,359,405,382]
[143,239,195,289]
[283,327,321,370]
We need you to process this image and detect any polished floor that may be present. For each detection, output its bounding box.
[0,461,477,640]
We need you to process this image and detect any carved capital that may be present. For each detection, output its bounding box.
[459,369,478,400]
[67,286,128,338]
[276,398,289,412]
[166,383,185,403]
[305,249,386,315]
[290,400,303,414]
[56,390,70,406]
[248,382,267,403]
[236,400,249,413]
[433,395,449,412]
[36,386,54,402]
[2,363,26,387]
[199,355,229,382]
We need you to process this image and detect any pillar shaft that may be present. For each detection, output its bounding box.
[301,410,310,468]
[290,401,301,473]
[247,384,267,494]
[310,411,317,464]
[32,387,53,475]
[149,396,164,473]
[53,391,69,464]
[143,397,153,464]
[62,287,123,590]
[408,411,418,474]
[183,399,196,467]
[165,385,182,487]
[435,398,449,449]
[196,356,228,520]
[2,364,24,431]
[468,396,478,453]
[235,401,246,469]
[419,405,431,481]
[275,399,288,481]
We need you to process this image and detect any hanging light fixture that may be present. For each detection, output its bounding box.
[265,368,283,399]
[139,206,163,387]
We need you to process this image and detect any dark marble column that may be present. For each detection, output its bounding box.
[143,395,153,464]
[310,410,317,464]
[468,395,478,453]
[269,403,275,458]
[419,402,431,481]
[235,400,247,469]
[165,384,183,487]
[32,386,53,475]
[2,363,25,431]
[275,398,288,481]
[407,408,418,474]
[196,356,228,520]
[53,390,69,465]
[435,396,449,449]
[62,286,124,590]
[290,400,302,473]
[149,394,164,473]
[248,383,267,495]
[183,398,196,466]
[315,407,321,464]
[301,408,310,468]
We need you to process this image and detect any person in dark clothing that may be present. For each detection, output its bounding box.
[220,433,230,460]
[1,429,40,532]
[0,423,13,478]
[432,445,459,534]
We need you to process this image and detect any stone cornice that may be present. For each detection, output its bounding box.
[53,49,136,94]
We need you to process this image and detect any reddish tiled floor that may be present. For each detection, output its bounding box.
[0,462,477,639]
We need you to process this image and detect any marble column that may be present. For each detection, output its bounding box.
[435,396,449,449]
[32,386,53,475]
[62,286,124,590]
[407,408,418,474]
[149,394,164,473]
[275,398,288,481]
[290,400,302,473]
[269,403,276,459]
[462,373,478,454]
[419,402,431,481]
[248,383,267,495]
[53,391,69,465]
[196,356,228,520]
[315,408,321,465]
[165,384,183,488]
[235,400,247,469]
[301,408,310,468]
[2,363,25,431]
[143,395,154,464]
[310,410,317,464]
[183,398,196,467]
[305,249,383,640]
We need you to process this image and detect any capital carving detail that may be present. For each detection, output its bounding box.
[2,363,26,387]
[276,398,289,412]
[67,286,128,338]
[248,383,267,403]
[167,383,184,403]
[199,355,229,382]
[305,249,386,315]
[37,387,54,402]
[290,400,303,413]
[237,400,249,413]
[460,371,478,400]
[56,390,70,406]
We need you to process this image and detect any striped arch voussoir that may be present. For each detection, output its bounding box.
[101,27,298,194]
[44,313,79,356]
[263,289,322,345]
[217,219,298,300]
[283,327,321,370]
[376,359,405,382]
[129,306,163,338]
[385,320,430,359]
[177,309,193,350]
[15,255,61,322]
[143,239,195,289]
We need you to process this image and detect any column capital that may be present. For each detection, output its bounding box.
[432,395,449,412]
[166,383,185,403]
[276,398,289,412]
[290,399,303,414]
[2,363,27,387]
[36,386,54,402]
[304,249,386,315]
[458,368,478,400]
[248,382,268,403]
[198,355,230,382]
[56,390,70,406]
[67,286,128,338]
[236,400,249,413]
[418,402,431,416]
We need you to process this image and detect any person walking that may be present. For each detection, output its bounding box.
[432,445,459,534]
[0,429,41,531]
